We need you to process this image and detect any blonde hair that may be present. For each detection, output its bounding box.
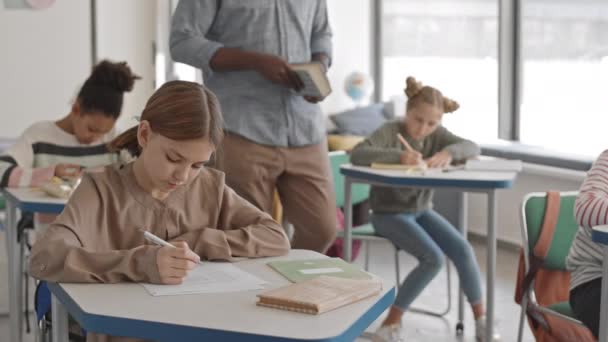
[404,76,459,113]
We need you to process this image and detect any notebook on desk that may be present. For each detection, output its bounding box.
[369,162,449,175]
[370,162,428,172]
[267,258,372,283]
[256,275,382,315]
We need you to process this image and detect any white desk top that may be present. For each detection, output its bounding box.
[3,187,66,214]
[4,188,67,205]
[340,164,518,189]
[50,250,395,341]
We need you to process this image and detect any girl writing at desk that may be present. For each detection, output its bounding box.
[0,60,139,188]
[351,77,498,342]
[30,81,290,342]
[0,60,139,232]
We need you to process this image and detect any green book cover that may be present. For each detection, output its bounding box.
[267,258,372,283]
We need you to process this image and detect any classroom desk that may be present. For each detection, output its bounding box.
[592,225,608,342]
[2,187,66,342]
[340,165,518,342]
[48,249,395,341]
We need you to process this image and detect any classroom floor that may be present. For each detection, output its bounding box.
[0,231,534,342]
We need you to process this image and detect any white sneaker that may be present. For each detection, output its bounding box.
[370,323,403,342]
[475,315,501,342]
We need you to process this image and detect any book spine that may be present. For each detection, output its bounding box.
[257,302,319,315]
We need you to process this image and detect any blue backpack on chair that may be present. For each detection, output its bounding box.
[35,281,86,341]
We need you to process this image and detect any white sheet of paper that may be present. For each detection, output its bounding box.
[141,262,267,296]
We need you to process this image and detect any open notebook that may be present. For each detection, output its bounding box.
[370,162,429,173]
[256,275,382,315]
[141,262,267,296]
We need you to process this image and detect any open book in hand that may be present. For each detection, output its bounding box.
[289,62,332,98]
[256,276,382,315]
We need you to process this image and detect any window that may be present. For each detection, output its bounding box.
[381,0,498,141]
[519,0,608,157]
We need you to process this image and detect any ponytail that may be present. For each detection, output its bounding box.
[108,126,139,157]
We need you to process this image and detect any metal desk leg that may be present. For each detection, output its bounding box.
[599,246,608,342]
[51,293,69,342]
[344,177,353,263]
[457,192,468,335]
[6,199,22,342]
[485,190,497,342]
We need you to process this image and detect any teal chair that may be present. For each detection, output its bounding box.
[329,151,452,317]
[330,151,387,272]
[517,191,592,341]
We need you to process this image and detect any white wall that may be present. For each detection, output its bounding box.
[467,164,585,245]
[320,0,372,115]
[0,0,92,138]
[95,0,157,132]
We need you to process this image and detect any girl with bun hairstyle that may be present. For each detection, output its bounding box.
[0,60,140,188]
[351,77,498,342]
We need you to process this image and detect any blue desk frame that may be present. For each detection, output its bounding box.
[48,267,395,341]
[2,188,65,342]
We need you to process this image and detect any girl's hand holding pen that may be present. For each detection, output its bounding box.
[397,133,424,166]
[156,241,200,285]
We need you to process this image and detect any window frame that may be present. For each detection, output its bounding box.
[372,0,600,170]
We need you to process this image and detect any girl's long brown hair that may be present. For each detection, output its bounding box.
[109,81,223,156]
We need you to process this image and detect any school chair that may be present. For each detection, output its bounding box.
[329,151,452,317]
[515,191,595,342]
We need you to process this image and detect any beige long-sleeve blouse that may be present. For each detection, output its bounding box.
[30,162,290,342]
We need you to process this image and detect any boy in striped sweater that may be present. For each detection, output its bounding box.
[567,149,608,338]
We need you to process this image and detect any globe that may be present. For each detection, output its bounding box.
[344,71,374,105]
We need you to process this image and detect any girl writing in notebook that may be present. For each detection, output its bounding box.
[30,81,290,341]
[0,60,139,188]
[351,77,497,342]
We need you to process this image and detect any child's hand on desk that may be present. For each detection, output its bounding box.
[400,150,423,166]
[156,241,200,285]
[55,163,83,178]
[425,151,453,169]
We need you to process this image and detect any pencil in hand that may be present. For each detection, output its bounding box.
[397,133,427,169]
[397,133,413,151]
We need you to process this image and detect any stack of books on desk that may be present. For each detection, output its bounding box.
[258,258,381,315]
[256,275,382,315]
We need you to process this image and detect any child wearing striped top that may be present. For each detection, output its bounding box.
[0,60,139,189]
[566,149,608,338]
